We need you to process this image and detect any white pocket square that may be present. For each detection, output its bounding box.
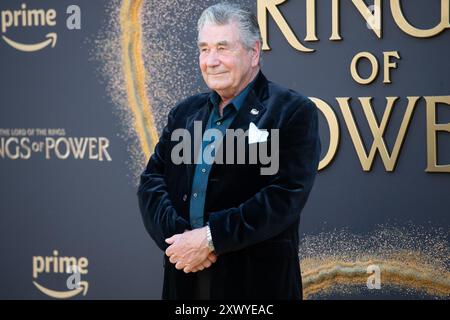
[248,122,269,144]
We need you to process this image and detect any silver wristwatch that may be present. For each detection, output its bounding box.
[206,224,215,252]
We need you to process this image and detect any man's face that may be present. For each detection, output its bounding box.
[198,22,259,99]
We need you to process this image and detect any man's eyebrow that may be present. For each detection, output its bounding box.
[217,41,229,46]
[197,40,230,47]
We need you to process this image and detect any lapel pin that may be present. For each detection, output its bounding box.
[250,108,259,115]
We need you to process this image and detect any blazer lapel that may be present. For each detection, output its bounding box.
[228,90,266,131]
[229,70,269,131]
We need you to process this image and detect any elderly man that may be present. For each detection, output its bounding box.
[137,3,320,299]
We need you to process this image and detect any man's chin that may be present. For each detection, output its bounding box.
[206,82,230,92]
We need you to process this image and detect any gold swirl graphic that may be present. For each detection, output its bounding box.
[300,227,450,299]
[302,257,450,299]
[120,0,158,159]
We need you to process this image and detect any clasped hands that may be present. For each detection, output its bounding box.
[165,226,217,273]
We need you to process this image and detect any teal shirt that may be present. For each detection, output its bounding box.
[189,81,254,228]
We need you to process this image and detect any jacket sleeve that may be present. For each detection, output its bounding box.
[208,99,321,255]
[136,106,190,251]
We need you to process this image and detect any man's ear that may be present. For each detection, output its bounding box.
[251,41,261,67]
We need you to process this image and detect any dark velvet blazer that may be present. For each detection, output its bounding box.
[137,71,321,299]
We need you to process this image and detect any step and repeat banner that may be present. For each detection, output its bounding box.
[0,0,449,299]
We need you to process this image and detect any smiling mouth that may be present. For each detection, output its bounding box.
[208,72,227,76]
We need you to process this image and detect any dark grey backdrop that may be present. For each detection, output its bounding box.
[0,0,448,299]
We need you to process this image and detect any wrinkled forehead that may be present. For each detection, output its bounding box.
[197,22,241,46]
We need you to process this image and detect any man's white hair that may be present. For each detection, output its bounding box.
[197,2,262,56]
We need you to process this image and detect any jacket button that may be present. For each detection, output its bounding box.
[182,194,187,201]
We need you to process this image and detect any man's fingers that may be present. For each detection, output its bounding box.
[175,261,184,270]
[202,260,212,268]
[169,255,177,264]
[165,245,176,257]
[187,258,211,273]
[183,265,192,273]
[207,253,217,263]
[192,258,211,271]
[165,234,184,256]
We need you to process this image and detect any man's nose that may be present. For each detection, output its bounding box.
[205,50,220,67]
